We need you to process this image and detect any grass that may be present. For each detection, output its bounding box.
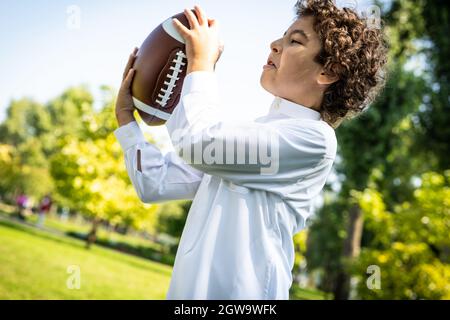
[290,284,329,300]
[2,208,170,262]
[0,219,172,299]
[42,215,163,250]
[0,208,328,300]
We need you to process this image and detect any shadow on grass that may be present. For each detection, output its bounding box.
[67,231,175,267]
[0,218,86,251]
[0,217,175,275]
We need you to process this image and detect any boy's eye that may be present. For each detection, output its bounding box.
[290,39,302,45]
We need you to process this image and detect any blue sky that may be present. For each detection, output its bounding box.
[0,0,372,151]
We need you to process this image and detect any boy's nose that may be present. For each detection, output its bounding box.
[270,39,282,54]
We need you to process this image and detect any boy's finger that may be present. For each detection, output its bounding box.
[121,68,135,89]
[172,18,190,38]
[194,5,206,26]
[122,51,137,80]
[184,8,199,29]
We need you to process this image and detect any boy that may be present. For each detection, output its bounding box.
[114,1,387,299]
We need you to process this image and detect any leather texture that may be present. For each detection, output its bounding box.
[131,11,194,126]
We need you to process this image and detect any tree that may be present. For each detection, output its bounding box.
[307,61,427,299]
[0,98,52,147]
[156,201,190,239]
[0,83,163,248]
[50,133,160,248]
[305,0,450,299]
[0,144,20,200]
[0,87,96,202]
[156,200,192,254]
[414,0,450,170]
[351,171,450,299]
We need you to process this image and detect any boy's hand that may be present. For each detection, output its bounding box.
[115,47,138,126]
[172,5,224,74]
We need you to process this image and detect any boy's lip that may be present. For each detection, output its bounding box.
[266,57,277,68]
[263,64,276,70]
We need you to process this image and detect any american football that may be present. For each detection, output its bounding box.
[130,11,197,126]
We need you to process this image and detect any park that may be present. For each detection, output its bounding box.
[0,0,448,300]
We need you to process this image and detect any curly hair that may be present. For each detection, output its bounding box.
[295,0,388,128]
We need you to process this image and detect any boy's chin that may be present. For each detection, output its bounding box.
[259,78,276,96]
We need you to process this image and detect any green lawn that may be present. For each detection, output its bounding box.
[2,208,166,255]
[289,284,329,300]
[0,211,327,300]
[0,219,172,299]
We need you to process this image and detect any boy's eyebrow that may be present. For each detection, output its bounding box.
[283,29,309,42]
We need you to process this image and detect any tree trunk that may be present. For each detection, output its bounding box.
[85,217,100,249]
[333,203,364,300]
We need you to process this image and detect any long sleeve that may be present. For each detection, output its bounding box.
[114,121,204,203]
[165,71,333,190]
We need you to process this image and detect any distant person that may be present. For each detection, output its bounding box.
[15,193,28,220]
[60,206,70,222]
[37,194,52,227]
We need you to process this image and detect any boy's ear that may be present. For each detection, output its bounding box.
[317,69,339,85]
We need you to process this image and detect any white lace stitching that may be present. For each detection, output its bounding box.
[156,50,187,107]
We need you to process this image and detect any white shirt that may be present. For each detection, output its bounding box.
[114,71,337,300]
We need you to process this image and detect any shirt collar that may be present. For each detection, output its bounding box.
[268,96,321,120]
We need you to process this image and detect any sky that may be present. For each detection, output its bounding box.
[0,0,373,150]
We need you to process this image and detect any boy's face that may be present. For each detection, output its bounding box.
[260,15,325,106]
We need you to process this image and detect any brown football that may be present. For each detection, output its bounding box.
[131,11,196,126]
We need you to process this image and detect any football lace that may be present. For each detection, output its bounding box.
[156,50,187,107]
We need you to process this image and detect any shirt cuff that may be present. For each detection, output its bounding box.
[113,121,146,151]
[181,70,219,98]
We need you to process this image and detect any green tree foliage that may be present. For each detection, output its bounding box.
[306,0,449,299]
[0,98,52,147]
[47,87,162,245]
[414,1,450,170]
[306,61,427,299]
[49,133,159,234]
[0,98,55,200]
[0,144,20,198]
[156,201,191,239]
[0,84,162,247]
[46,86,94,141]
[351,171,450,299]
